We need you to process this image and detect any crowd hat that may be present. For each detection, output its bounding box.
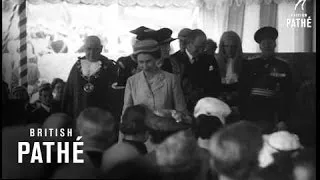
[133,39,160,55]
[145,110,191,132]
[193,97,231,125]
[258,130,303,168]
[131,26,156,41]
[156,28,176,45]
[254,26,278,43]
[265,131,302,151]
[130,26,155,35]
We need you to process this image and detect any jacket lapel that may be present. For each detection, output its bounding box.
[138,72,153,97]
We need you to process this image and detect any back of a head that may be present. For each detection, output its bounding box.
[2,124,47,179]
[42,113,73,142]
[292,148,316,180]
[155,130,201,174]
[105,158,161,179]
[209,121,263,180]
[76,107,116,151]
[120,104,147,135]
[205,39,217,53]
[195,114,223,139]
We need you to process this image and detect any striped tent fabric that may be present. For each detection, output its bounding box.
[18,0,28,88]
[2,3,18,54]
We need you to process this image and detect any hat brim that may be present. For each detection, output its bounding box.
[159,38,177,45]
[133,46,160,55]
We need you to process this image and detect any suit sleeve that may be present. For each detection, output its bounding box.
[238,60,251,118]
[280,65,294,123]
[122,78,134,120]
[172,74,188,114]
[207,57,222,98]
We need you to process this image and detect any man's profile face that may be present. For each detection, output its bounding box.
[259,39,276,57]
[84,37,102,62]
[187,35,207,57]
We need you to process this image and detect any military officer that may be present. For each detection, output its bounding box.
[239,26,293,133]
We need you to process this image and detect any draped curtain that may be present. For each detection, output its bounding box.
[2,0,316,54]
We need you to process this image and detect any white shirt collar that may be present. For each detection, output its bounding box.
[80,59,102,77]
[185,49,195,64]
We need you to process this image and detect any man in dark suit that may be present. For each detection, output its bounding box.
[171,29,222,112]
[238,26,293,133]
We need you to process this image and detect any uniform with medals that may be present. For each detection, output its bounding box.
[239,27,293,132]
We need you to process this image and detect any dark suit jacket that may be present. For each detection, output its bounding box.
[171,50,222,111]
[27,105,51,125]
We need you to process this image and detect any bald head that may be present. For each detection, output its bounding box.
[83,36,103,62]
[85,36,102,47]
[178,28,192,51]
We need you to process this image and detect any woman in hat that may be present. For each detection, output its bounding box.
[122,39,188,119]
[216,31,245,107]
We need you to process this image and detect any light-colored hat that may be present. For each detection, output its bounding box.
[193,97,231,124]
[266,131,302,151]
[133,39,160,55]
[258,131,303,168]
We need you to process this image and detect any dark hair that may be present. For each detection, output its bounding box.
[120,105,147,135]
[186,29,206,45]
[51,78,65,89]
[106,159,161,179]
[76,107,116,137]
[209,121,263,180]
[39,83,52,96]
[206,39,217,49]
[134,49,162,60]
[195,115,223,139]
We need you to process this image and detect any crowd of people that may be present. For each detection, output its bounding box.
[2,25,316,179]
